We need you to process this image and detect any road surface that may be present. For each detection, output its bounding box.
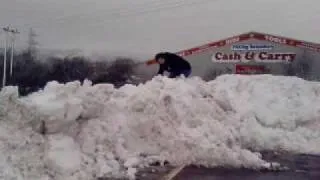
[101,152,320,180]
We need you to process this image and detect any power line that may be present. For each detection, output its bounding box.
[16,0,182,28]
[2,0,221,56]
[78,0,214,40]
[18,0,212,29]
[9,0,216,51]
[14,0,165,28]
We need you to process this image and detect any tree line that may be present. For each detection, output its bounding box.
[0,50,140,96]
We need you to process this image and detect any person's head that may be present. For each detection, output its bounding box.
[155,52,167,64]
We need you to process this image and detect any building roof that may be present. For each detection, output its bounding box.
[176,31,320,57]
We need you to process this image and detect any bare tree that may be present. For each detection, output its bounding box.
[91,57,136,87]
[27,28,38,59]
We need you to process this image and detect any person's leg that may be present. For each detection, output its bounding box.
[180,69,191,78]
[183,69,191,77]
[169,69,191,78]
[169,72,178,78]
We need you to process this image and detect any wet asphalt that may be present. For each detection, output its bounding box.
[174,152,320,180]
[101,152,320,180]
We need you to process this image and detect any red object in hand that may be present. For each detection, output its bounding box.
[146,59,157,65]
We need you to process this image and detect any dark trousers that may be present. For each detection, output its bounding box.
[169,69,192,78]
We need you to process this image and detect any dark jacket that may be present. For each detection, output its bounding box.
[155,52,191,75]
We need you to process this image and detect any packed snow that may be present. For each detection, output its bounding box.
[1,74,320,180]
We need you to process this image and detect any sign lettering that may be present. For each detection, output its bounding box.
[225,37,240,44]
[232,44,274,51]
[212,52,296,63]
[264,35,287,44]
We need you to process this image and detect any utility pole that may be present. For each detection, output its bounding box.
[9,28,19,77]
[2,26,9,87]
[2,26,19,87]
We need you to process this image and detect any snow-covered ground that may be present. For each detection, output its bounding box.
[1,74,320,180]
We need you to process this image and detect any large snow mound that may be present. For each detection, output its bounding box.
[1,74,320,180]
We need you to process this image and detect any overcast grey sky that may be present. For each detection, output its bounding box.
[1,0,320,57]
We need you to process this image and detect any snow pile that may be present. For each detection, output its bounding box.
[0,87,48,180]
[1,74,320,180]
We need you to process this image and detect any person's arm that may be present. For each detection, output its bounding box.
[157,64,165,75]
[146,59,157,65]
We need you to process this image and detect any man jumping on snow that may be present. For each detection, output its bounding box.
[153,52,192,78]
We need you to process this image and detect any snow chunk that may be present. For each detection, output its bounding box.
[45,134,81,177]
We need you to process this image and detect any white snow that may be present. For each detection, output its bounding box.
[45,134,82,179]
[1,74,320,180]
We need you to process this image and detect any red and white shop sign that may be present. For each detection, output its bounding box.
[212,51,296,63]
